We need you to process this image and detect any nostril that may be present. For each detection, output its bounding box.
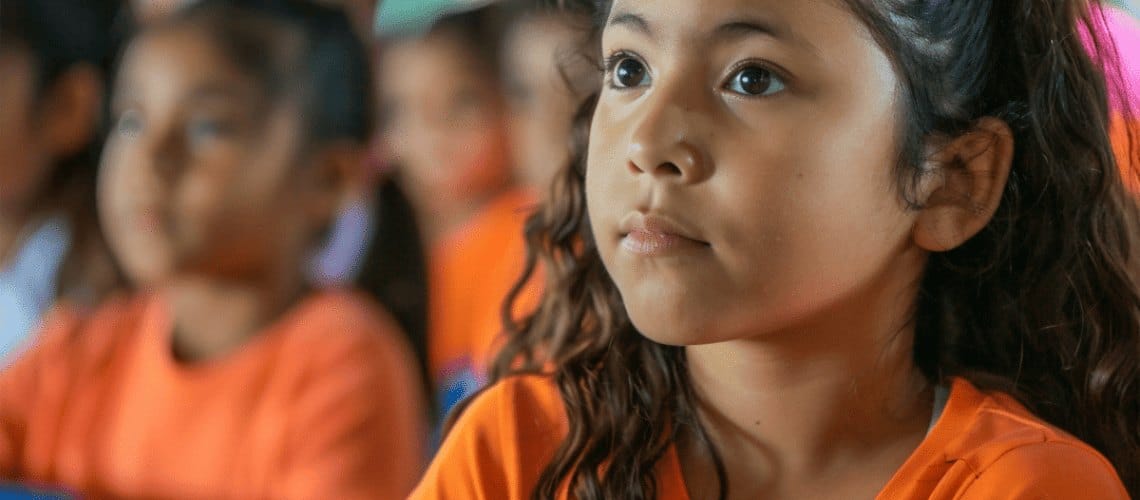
[655,162,683,177]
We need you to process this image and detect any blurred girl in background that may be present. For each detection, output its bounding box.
[0,0,124,363]
[380,4,541,423]
[0,1,426,497]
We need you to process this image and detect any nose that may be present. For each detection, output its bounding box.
[140,122,188,186]
[625,82,710,183]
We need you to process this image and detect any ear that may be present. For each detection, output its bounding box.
[37,64,103,158]
[913,117,1014,252]
[306,141,370,224]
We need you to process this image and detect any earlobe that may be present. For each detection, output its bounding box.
[39,65,103,157]
[913,117,1015,252]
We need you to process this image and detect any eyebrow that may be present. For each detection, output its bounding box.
[606,11,819,56]
[607,11,654,39]
[715,19,785,42]
[186,83,257,103]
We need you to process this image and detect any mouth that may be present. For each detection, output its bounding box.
[619,212,710,256]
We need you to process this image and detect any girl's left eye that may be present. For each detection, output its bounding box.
[187,118,232,146]
[724,66,786,97]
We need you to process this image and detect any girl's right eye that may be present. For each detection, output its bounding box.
[606,55,650,89]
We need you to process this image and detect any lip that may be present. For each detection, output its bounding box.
[619,212,709,256]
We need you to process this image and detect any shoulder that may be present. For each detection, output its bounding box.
[276,291,422,397]
[935,379,1128,499]
[283,290,410,359]
[0,294,148,407]
[455,373,568,440]
[26,294,147,366]
[411,374,567,500]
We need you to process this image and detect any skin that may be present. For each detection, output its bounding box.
[585,0,1013,498]
[503,14,597,196]
[0,46,102,269]
[379,33,511,242]
[0,47,43,264]
[101,26,353,362]
[131,0,192,26]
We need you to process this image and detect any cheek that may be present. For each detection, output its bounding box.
[98,143,175,284]
[0,111,45,210]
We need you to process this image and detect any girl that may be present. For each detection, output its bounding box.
[414,0,1140,498]
[0,0,124,362]
[0,1,426,498]
[380,5,542,423]
[502,0,599,197]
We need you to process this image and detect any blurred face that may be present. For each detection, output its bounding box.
[380,33,510,211]
[0,47,50,215]
[131,0,196,26]
[587,0,918,345]
[504,15,595,194]
[101,26,319,286]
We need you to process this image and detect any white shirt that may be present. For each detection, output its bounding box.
[0,216,71,365]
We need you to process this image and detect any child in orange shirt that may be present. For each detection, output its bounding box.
[0,1,426,498]
[379,5,541,423]
[414,0,1140,498]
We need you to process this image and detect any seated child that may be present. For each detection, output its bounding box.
[0,1,426,498]
[379,5,541,422]
[0,0,123,363]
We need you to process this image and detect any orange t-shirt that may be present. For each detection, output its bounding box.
[0,291,427,500]
[411,375,1129,499]
[428,189,542,417]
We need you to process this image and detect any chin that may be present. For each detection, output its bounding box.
[626,308,714,347]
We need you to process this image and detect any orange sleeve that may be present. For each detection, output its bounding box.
[0,306,80,478]
[960,442,1129,499]
[411,376,566,500]
[277,320,427,500]
[409,382,511,500]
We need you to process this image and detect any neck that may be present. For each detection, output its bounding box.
[162,270,305,363]
[680,249,934,499]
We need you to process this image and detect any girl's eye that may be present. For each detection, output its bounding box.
[187,118,232,146]
[115,109,143,138]
[725,66,786,97]
[610,57,650,89]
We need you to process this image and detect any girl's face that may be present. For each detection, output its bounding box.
[380,34,510,210]
[587,0,922,345]
[101,26,321,286]
[0,47,42,215]
[504,15,594,194]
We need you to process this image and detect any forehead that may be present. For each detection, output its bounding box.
[117,26,264,104]
[603,0,871,53]
[381,35,496,90]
